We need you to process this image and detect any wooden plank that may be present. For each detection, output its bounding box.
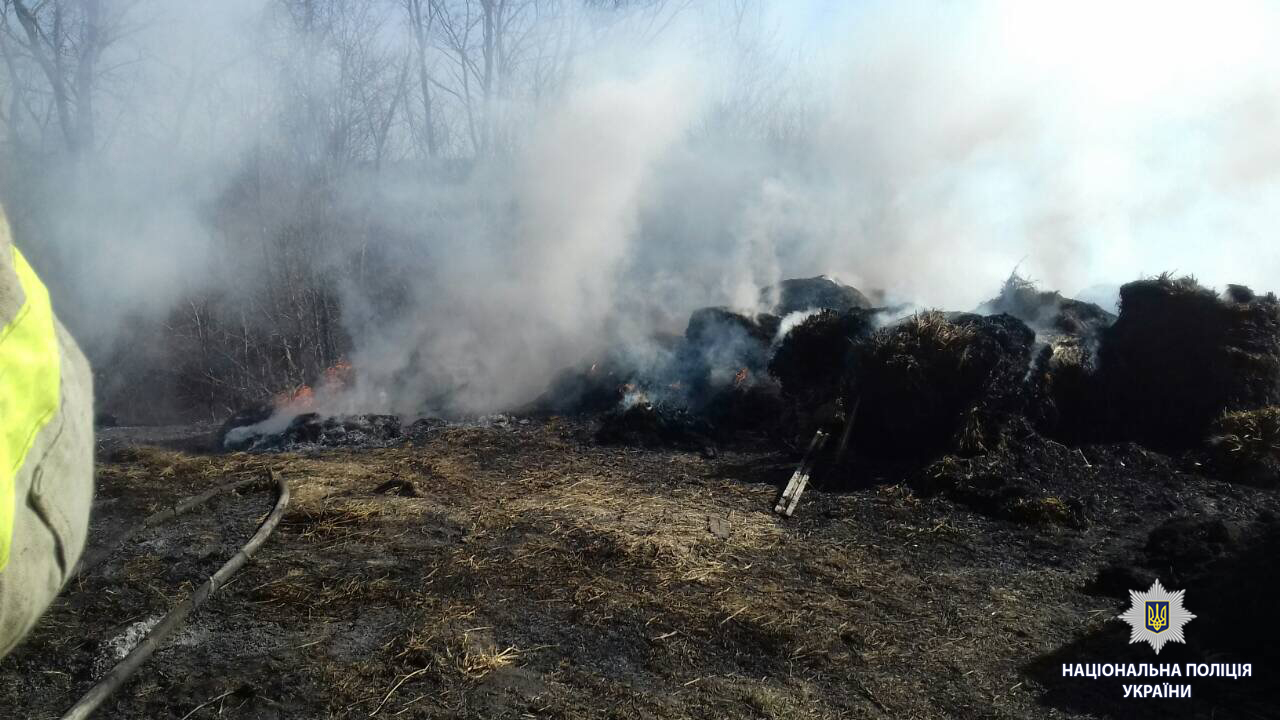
[775,429,828,516]
[781,461,814,517]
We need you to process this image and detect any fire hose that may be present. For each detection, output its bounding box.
[58,471,290,720]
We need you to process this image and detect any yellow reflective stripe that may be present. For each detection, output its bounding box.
[0,244,61,571]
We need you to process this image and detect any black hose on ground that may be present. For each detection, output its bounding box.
[59,471,291,720]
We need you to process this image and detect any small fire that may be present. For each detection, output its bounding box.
[273,357,351,411]
[323,359,353,387]
[274,384,315,410]
[733,367,749,387]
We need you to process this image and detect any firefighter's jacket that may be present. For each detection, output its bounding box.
[0,207,93,658]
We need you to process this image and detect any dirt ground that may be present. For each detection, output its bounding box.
[1,419,1276,719]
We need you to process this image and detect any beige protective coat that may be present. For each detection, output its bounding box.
[0,210,94,658]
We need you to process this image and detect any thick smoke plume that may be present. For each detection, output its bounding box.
[2,0,1279,419]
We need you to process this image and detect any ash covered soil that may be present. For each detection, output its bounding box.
[6,275,1280,719]
[2,419,1278,719]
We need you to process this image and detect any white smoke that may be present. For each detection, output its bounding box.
[339,59,705,415]
[7,0,1280,418]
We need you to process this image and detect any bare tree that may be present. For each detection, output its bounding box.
[0,0,135,157]
[0,0,750,421]
[405,0,439,158]
[431,0,549,156]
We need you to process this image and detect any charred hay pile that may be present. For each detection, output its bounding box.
[218,273,1280,494]
[854,311,1033,458]
[219,407,443,452]
[769,275,872,315]
[978,273,1115,342]
[222,412,405,452]
[567,278,1045,463]
[546,273,1280,490]
[1095,276,1280,448]
[571,277,867,448]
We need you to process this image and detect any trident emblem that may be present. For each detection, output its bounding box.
[1145,601,1169,633]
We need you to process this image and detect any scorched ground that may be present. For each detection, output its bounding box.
[0,416,1276,719]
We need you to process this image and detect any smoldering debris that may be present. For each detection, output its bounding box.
[591,305,787,449]
[217,402,276,448]
[215,272,1280,512]
[223,413,406,452]
[546,277,880,447]
[978,273,1115,343]
[595,401,714,451]
[539,358,638,416]
[981,274,1116,443]
[218,409,474,453]
[568,273,1280,509]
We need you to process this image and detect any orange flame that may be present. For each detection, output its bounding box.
[274,384,315,411]
[323,359,353,388]
[734,367,749,387]
[273,357,351,412]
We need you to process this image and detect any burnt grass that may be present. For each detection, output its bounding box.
[0,418,1276,719]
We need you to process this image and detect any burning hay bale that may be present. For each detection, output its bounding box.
[766,308,876,442]
[535,306,782,418]
[538,357,635,415]
[854,311,1035,458]
[766,276,871,316]
[667,307,790,437]
[768,309,876,405]
[533,304,790,448]
[540,277,881,444]
[545,272,1280,467]
[980,275,1115,441]
[978,273,1115,342]
[585,304,1036,457]
[685,306,779,346]
[1093,275,1280,449]
[679,307,778,390]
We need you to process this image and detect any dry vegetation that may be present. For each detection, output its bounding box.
[1209,406,1280,485]
[2,420,1276,719]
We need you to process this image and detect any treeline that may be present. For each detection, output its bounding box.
[0,0,788,421]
